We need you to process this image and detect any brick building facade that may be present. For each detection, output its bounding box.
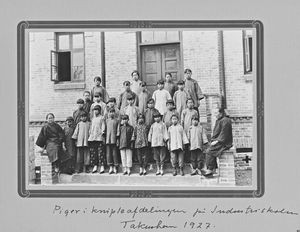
[29,30,254,152]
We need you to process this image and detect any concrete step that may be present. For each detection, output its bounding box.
[58,172,221,186]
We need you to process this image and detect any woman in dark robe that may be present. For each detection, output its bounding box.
[203,107,233,177]
[36,113,65,173]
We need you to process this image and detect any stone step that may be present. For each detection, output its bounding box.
[58,172,222,186]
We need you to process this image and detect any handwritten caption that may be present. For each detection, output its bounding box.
[52,205,298,230]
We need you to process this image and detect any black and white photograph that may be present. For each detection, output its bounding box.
[24,23,261,194]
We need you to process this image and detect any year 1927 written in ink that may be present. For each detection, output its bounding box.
[120,219,215,230]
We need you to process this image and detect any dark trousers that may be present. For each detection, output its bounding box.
[76,147,90,171]
[190,149,205,170]
[136,147,149,168]
[170,149,184,168]
[106,144,119,167]
[89,141,105,166]
[152,146,166,167]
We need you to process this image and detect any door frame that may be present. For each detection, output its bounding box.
[136,31,184,82]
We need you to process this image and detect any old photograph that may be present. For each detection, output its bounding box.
[25,26,258,191]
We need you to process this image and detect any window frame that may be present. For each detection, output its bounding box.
[51,32,85,83]
[243,30,253,75]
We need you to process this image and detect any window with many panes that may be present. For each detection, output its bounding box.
[243,30,253,74]
[51,32,85,82]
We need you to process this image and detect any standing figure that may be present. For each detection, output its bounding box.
[103,97,120,121]
[173,80,190,118]
[82,91,93,114]
[144,98,160,131]
[90,93,106,119]
[188,115,208,175]
[183,68,204,111]
[73,98,89,125]
[148,112,169,175]
[132,113,149,175]
[167,114,189,176]
[62,116,76,174]
[117,115,135,175]
[118,81,138,111]
[90,76,109,103]
[105,108,119,174]
[72,112,91,173]
[130,70,142,95]
[138,81,151,115]
[88,105,106,174]
[152,80,172,115]
[36,113,64,173]
[163,99,180,129]
[120,94,139,128]
[164,72,177,98]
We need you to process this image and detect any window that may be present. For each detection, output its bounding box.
[243,30,253,74]
[51,32,85,82]
[141,31,180,43]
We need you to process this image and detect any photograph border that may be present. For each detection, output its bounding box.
[17,20,264,198]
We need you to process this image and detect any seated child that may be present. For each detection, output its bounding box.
[106,108,120,174]
[167,114,189,176]
[148,112,169,175]
[152,80,172,115]
[188,115,208,175]
[88,105,106,174]
[72,112,91,173]
[163,99,180,129]
[117,115,134,175]
[132,113,149,175]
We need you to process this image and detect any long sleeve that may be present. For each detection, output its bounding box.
[72,124,79,140]
[36,126,47,148]
[152,91,156,103]
[103,88,109,103]
[202,128,208,144]
[117,93,123,110]
[148,125,153,142]
[163,123,169,142]
[195,81,204,100]
[182,129,189,145]
[181,110,186,127]
[216,119,232,144]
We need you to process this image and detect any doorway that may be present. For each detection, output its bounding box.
[141,43,182,95]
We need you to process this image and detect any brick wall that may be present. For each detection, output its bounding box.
[104,32,137,99]
[182,31,220,95]
[223,30,253,117]
[29,32,102,122]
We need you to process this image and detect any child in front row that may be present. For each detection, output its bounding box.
[72,112,91,173]
[88,105,106,174]
[148,112,169,175]
[188,115,208,175]
[168,114,189,176]
[117,114,134,175]
[106,108,120,174]
[133,113,149,175]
